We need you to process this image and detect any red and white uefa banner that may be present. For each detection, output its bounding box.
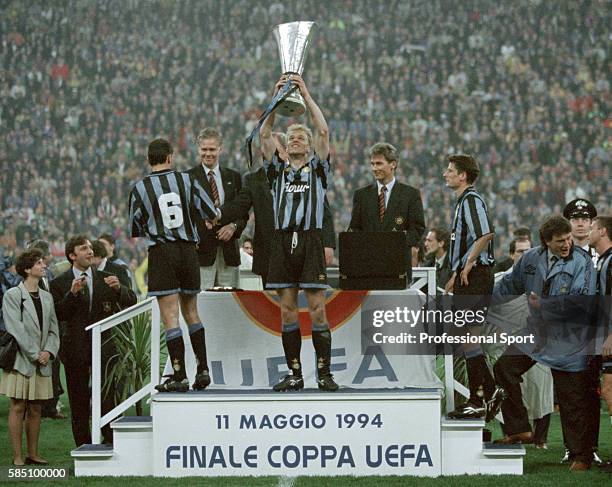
[171,290,441,390]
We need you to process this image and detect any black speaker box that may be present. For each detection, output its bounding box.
[338,232,409,290]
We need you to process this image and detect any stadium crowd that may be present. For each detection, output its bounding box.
[1,0,610,280]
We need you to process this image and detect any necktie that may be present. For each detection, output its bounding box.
[81,272,91,312]
[379,185,387,223]
[549,255,558,271]
[208,170,220,207]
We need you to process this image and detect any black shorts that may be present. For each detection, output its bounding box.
[148,241,200,296]
[452,265,494,326]
[267,230,328,289]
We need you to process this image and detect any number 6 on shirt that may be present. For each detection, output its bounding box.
[158,192,184,229]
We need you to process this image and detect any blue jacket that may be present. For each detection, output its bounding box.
[492,245,596,371]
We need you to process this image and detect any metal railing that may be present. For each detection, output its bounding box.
[409,267,461,412]
[85,297,160,445]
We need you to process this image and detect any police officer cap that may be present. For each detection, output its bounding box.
[563,198,597,219]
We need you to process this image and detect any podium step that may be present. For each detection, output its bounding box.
[483,442,527,457]
[73,416,154,477]
[441,416,485,429]
[111,415,153,430]
[480,443,525,474]
[441,416,486,475]
[440,417,524,475]
[72,443,113,459]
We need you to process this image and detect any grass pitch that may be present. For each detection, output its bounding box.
[0,393,609,486]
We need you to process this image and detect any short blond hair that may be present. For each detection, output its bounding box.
[197,127,222,145]
[286,124,313,148]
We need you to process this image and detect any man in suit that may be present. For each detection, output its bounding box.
[220,165,336,287]
[187,128,246,289]
[91,240,130,288]
[423,227,452,293]
[493,227,532,274]
[98,233,136,290]
[349,142,425,269]
[50,235,136,446]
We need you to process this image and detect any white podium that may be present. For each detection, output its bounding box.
[73,290,525,477]
[153,388,442,477]
[73,387,524,477]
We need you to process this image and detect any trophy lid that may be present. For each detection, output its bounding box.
[273,21,316,75]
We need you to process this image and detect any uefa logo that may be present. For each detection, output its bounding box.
[234,291,368,337]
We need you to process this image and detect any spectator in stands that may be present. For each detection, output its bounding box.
[0,0,609,284]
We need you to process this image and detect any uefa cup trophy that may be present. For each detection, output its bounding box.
[272,21,316,117]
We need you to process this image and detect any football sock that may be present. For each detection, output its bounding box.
[188,322,209,374]
[166,327,186,381]
[312,323,332,378]
[281,322,302,377]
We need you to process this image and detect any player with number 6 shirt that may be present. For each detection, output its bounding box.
[128,138,220,393]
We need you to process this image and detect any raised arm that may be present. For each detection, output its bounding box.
[292,75,329,158]
[261,77,287,162]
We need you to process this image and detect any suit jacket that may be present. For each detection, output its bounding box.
[101,260,130,289]
[349,181,425,268]
[221,167,336,279]
[423,252,452,291]
[187,164,246,267]
[50,268,137,366]
[2,283,60,377]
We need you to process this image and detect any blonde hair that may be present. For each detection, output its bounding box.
[286,124,313,148]
[197,127,222,145]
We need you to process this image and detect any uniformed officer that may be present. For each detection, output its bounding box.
[561,198,600,464]
[564,198,598,263]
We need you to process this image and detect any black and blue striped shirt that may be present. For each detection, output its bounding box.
[263,152,330,231]
[128,169,218,246]
[597,247,612,296]
[449,186,495,271]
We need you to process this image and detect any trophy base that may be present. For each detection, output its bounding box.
[277,96,306,117]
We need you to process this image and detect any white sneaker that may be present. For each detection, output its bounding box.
[560,449,569,464]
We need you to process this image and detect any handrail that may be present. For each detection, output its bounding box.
[88,296,160,444]
[85,297,157,332]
